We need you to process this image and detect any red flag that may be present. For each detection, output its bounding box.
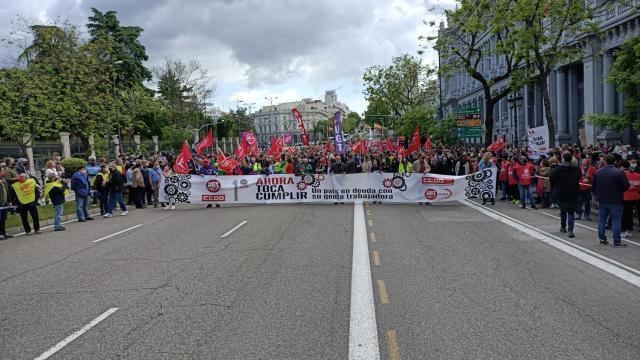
[235,139,249,159]
[385,138,394,152]
[217,147,226,163]
[325,139,331,154]
[287,147,296,155]
[352,140,362,154]
[195,128,213,156]
[406,127,420,154]
[218,157,238,173]
[291,108,310,146]
[424,135,433,151]
[173,141,192,174]
[242,131,260,156]
[267,136,281,157]
[363,140,370,154]
[487,137,506,152]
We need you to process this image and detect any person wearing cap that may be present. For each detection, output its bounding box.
[45,173,69,231]
[0,165,13,240]
[70,165,94,222]
[16,158,29,176]
[9,173,40,235]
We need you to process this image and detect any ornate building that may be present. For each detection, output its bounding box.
[439,1,639,146]
[251,90,350,145]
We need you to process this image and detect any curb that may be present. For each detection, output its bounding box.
[6,208,102,235]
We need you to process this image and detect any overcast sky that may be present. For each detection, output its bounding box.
[0,0,454,114]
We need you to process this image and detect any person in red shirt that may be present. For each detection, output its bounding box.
[513,156,537,209]
[576,158,596,221]
[284,157,294,174]
[621,160,640,237]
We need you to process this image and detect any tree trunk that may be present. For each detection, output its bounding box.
[483,87,496,145]
[539,73,556,147]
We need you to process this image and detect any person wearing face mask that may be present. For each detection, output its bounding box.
[621,160,640,238]
[576,158,596,221]
[9,173,40,235]
[70,165,94,222]
[94,164,110,215]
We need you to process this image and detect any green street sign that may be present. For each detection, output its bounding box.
[457,107,481,114]
[457,127,483,138]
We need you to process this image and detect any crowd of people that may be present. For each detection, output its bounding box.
[0,140,638,247]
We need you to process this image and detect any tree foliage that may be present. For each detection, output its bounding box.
[426,0,524,143]
[363,54,439,116]
[586,35,640,131]
[87,8,152,85]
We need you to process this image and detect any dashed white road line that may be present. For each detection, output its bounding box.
[220,220,248,238]
[33,307,119,360]
[540,211,640,247]
[92,224,144,243]
[463,200,640,288]
[349,202,380,360]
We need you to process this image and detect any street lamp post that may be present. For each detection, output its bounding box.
[507,91,524,147]
[265,96,278,144]
[112,60,123,155]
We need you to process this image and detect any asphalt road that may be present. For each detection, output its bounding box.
[1,200,638,359]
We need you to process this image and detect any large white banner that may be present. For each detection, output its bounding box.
[527,125,550,159]
[160,169,497,205]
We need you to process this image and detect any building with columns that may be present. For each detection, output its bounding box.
[250,90,350,145]
[439,1,639,146]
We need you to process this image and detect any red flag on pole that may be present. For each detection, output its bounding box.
[487,137,506,152]
[424,135,433,151]
[173,141,192,174]
[385,138,394,152]
[218,157,238,173]
[406,127,420,154]
[217,147,226,163]
[352,140,363,154]
[291,108,310,146]
[195,128,213,156]
[325,139,331,154]
[235,138,249,159]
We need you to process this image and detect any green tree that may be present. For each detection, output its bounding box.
[87,8,152,85]
[398,105,437,139]
[154,58,215,128]
[507,0,598,146]
[426,0,524,144]
[363,97,391,127]
[0,67,60,153]
[363,54,439,116]
[586,35,640,131]
[432,115,459,146]
[343,112,362,134]
[161,125,192,150]
[313,119,333,139]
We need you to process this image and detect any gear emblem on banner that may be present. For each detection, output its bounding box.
[297,182,307,191]
[465,168,495,199]
[163,174,193,204]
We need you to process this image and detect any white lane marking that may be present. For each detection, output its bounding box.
[34,307,119,360]
[463,201,640,288]
[349,202,381,360]
[540,212,640,247]
[92,225,143,243]
[220,220,248,238]
[470,202,640,277]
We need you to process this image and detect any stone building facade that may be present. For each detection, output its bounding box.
[251,90,350,145]
[439,1,639,146]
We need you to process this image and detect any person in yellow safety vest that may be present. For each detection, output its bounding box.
[252,161,262,174]
[9,173,40,235]
[45,173,69,231]
[93,164,110,215]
